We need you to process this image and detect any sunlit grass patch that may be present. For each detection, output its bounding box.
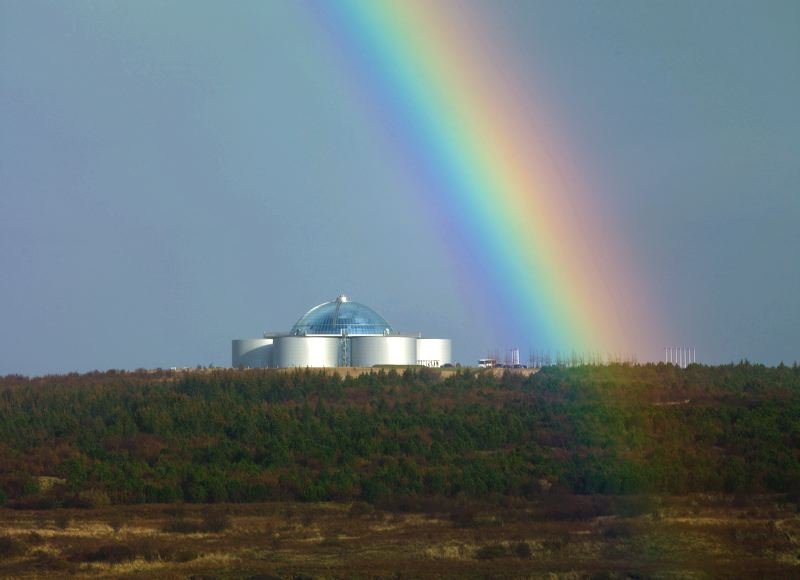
[78,557,170,575]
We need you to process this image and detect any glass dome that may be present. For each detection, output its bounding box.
[291,295,392,336]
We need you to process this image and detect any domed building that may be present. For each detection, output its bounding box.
[232,295,451,369]
[290,297,392,336]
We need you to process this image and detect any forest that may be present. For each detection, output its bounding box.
[0,363,798,508]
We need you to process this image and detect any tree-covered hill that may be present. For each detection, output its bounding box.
[0,364,798,507]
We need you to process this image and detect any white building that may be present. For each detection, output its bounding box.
[232,295,452,368]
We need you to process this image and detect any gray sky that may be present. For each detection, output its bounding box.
[1,1,798,375]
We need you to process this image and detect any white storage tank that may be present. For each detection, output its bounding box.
[232,339,273,368]
[350,336,417,367]
[274,336,340,368]
[416,338,452,367]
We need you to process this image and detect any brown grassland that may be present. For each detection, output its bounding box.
[1,494,799,579]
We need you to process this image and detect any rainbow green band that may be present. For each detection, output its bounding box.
[311,1,656,355]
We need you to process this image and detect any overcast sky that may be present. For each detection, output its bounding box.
[1,1,798,375]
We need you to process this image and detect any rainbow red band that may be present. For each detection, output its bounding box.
[310,0,658,356]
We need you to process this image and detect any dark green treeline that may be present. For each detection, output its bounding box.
[0,363,798,507]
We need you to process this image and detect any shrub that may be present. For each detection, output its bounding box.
[163,509,230,534]
[172,550,199,563]
[348,502,375,518]
[127,537,199,563]
[54,513,71,530]
[163,505,188,519]
[78,489,111,508]
[201,509,231,533]
[616,495,654,517]
[450,503,478,528]
[108,514,124,533]
[537,495,613,521]
[542,536,569,552]
[475,544,508,560]
[163,519,202,534]
[81,544,135,563]
[22,532,42,547]
[514,541,532,559]
[9,496,60,510]
[300,511,315,528]
[130,537,160,561]
[0,535,26,558]
[602,522,634,539]
[32,549,71,571]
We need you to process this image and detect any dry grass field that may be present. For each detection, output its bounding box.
[1,495,798,579]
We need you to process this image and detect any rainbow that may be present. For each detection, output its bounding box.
[309,1,656,356]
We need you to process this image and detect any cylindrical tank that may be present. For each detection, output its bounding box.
[274,336,340,367]
[232,339,273,368]
[350,336,417,367]
[416,338,452,367]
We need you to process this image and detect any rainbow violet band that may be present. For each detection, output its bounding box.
[309,0,657,356]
